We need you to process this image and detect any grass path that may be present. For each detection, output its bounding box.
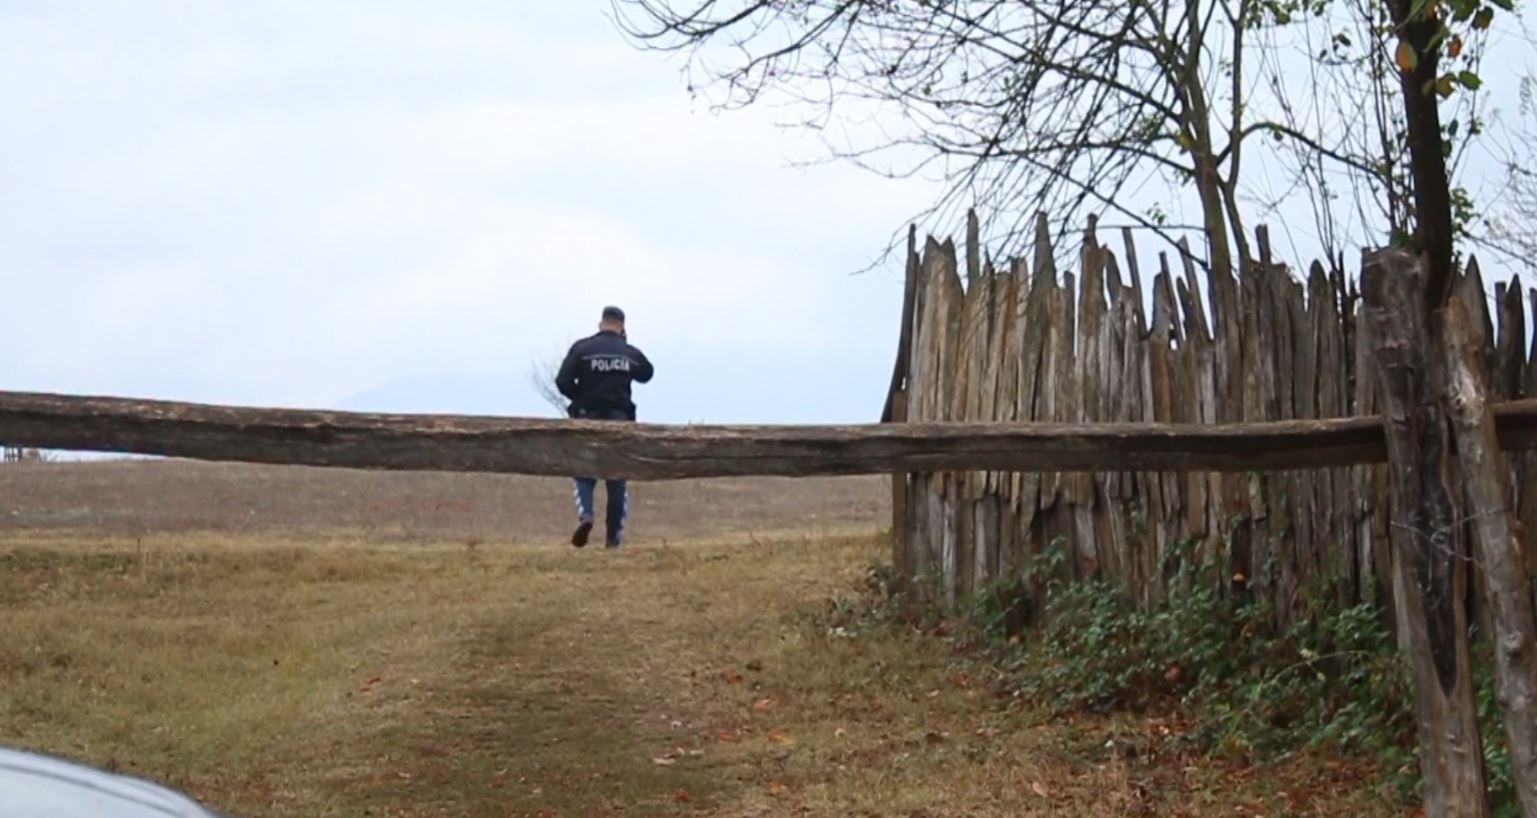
[0,530,1404,817]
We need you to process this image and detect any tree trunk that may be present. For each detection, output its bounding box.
[1383,0,1457,311]
[1441,297,1537,818]
[1363,248,1488,818]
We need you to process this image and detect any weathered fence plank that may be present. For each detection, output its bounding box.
[1442,297,1537,818]
[14,392,1537,478]
[1364,249,1489,818]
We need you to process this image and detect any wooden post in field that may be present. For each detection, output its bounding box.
[1362,248,1488,817]
[1441,297,1537,818]
[885,226,922,581]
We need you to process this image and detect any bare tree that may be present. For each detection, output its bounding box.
[1479,72,1537,271]
[529,348,570,416]
[613,0,1444,275]
[2,446,50,463]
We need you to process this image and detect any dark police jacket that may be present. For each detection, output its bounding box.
[555,330,655,420]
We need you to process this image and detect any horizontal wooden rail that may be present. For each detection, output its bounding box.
[7,390,1537,480]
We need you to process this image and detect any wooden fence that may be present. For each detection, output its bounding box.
[7,236,1537,811]
[893,214,1537,623]
[17,390,1537,478]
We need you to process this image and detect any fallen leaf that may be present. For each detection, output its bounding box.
[722,669,743,685]
[1031,781,1051,799]
[768,730,796,746]
[753,698,775,712]
[834,727,847,739]
[768,779,789,795]
[673,788,692,803]
[651,757,677,766]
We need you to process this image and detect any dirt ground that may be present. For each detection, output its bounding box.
[0,462,1405,817]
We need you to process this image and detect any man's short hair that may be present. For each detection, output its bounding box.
[601,306,626,323]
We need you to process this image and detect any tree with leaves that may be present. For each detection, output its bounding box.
[1382,0,1509,311]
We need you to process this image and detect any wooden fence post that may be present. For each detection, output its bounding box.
[885,226,922,581]
[1363,248,1488,817]
[1442,297,1537,818]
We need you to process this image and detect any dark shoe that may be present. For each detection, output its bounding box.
[571,520,593,548]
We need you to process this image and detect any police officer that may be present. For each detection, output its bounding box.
[555,306,654,548]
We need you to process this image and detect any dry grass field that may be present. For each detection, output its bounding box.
[0,460,885,543]
[0,461,1405,817]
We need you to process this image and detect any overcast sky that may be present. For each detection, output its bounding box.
[2,3,1530,425]
[0,1,938,424]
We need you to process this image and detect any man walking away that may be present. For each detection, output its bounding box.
[555,306,654,549]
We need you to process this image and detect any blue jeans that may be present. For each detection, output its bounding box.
[570,406,633,546]
[573,476,627,546]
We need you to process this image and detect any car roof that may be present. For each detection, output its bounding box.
[0,747,227,818]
